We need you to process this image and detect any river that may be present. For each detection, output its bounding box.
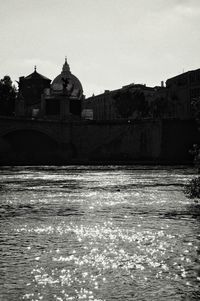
[0,166,199,301]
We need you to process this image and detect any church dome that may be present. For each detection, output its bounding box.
[51,58,83,98]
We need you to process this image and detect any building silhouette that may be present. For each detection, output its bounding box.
[16,66,51,117]
[166,68,200,119]
[0,61,199,165]
[83,83,167,121]
[15,58,83,120]
[82,69,200,121]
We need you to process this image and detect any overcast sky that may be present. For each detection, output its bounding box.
[0,0,200,97]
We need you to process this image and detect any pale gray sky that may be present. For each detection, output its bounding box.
[0,0,200,97]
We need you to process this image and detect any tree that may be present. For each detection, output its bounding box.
[114,88,149,119]
[149,96,168,118]
[0,75,17,116]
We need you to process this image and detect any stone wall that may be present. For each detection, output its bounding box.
[68,120,162,162]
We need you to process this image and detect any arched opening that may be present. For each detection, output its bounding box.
[4,130,58,152]
[1,129,62,164]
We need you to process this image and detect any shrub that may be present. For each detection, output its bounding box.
[185,177,200,198]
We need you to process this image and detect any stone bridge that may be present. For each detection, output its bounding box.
[0,116,77,164]
[0,116,198,165]
[0,117,62,144]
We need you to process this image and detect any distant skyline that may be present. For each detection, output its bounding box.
[0,0,200,97]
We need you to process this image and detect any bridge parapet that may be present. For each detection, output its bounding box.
[0,116,64,144]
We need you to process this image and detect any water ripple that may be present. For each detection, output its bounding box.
[0,166,199,301]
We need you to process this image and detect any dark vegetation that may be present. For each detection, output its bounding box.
[0,75,17,116]
[185,177,200,199]
[114,89,149,118]
[114,88,170,119]
[183,178,200,219]
[184,98,200,218]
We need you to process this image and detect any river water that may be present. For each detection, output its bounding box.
[0,166,199,301]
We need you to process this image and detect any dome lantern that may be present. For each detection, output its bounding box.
[62,57,70,74]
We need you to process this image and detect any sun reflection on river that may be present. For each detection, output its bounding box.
[0,166,200,301]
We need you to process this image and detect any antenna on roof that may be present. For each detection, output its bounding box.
[34,65,37,72]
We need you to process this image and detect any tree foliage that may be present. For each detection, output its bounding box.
[185,177,200,198]
[149,96,168,118]
[0,75,17,116]
[114,89,149,118]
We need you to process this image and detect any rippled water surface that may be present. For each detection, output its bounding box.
[0,166,200,301]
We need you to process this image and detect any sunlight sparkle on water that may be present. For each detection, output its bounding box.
[16,217,200,301]
[1,166,200,300]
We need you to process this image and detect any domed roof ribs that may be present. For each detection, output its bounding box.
[51,58,83,96]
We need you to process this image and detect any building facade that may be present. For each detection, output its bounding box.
[83,83,166,121]
[83,68,200,121]
[166,68,200,119]
[42,58,83,120]
[15,59,84,120]
[16,67,51,117]
[15,63,200,122]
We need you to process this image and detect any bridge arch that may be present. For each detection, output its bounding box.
[2,128,60,153]
[0,125,65,164]
[0,119,76,164]
[0,124,61,146]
